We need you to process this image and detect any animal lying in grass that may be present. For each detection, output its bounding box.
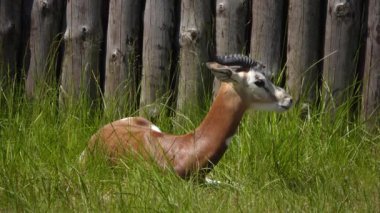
[80,54,292,182]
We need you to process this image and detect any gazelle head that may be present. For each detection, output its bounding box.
[207,54,292,112]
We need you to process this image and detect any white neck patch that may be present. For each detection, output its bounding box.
[150,124,162,133]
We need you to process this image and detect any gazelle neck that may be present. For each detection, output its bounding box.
[194,83,247,167]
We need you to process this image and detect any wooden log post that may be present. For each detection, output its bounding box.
[0,0,22,86]
[177,0,212,113]
[104,0,143,113]
[140,0,176,118]
[25,0,64,98]
[362,0,380,129]
[213,0,249,97]
[286,0,323,103]
[60,0,103,106]
[250,0,285,76]
[322,0,363,109]
[20,1,33,74]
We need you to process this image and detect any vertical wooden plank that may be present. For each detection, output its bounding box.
[177,0,212,112]
[362,0,380,128]
[213,0,249,97]
[20,0,33,74]
[286,0,323,103]
[140,0,176,117]
[25,0,64,98]
[322,0,363,108]
[250,0,285,76]
[0,0,22,86]
[104,0,143,113]
[60,0,103,105]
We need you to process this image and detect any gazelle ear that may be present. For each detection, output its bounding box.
[206,62,242,83]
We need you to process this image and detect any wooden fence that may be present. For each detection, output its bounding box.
[0,0,379,125]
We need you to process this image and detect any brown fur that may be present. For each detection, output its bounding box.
[87,83,247,179]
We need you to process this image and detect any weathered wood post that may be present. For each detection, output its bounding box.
[177,0,212,113]
[322,0,363,108]
[213,0,249,97]
[140,0,176,117]
[250,0,285,76]
[104,0,143,113]
[362,0,380,129]
[20,1,33,74]
[60,0,103,106]
[0,0,22,86]
[25,0,64,98]
[286,0,323,103]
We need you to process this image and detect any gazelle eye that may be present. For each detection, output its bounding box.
[254,79,265,88]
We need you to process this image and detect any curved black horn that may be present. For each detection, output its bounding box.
[214,54,264,69]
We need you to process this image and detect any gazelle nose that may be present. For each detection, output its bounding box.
[288,98,293,106]
[280,96,293,110]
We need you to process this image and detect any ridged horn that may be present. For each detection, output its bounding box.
[214,54,265,69]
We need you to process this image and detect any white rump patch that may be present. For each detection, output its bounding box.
[225,137,233,146]
[120,117,161,132]
[150,124,162,133]
[120,117,133,121]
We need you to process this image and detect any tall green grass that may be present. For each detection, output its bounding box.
[0,79,379,212]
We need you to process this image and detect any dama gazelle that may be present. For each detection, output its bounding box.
[81,54,292,181]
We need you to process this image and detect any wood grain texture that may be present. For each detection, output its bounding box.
[140,0,176,117]
[104,0,143,112]
[0,0,22,86]
[362,0,380,128]
[213,0,248,97]
[250,0,285,76]
[286,0,323,103]
[322,0,363,107]
[177,0,212,112]
[25,0,64,98]
[60,0,103,105]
